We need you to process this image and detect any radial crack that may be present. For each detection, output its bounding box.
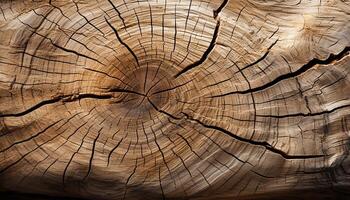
[109,87,146,96]
[239,39,278,71]
[83,127,103,181]
[212,46,350,97]
[104,16,140,66]
[107,138,124,166]
[174,20,221,78]
[0,120,63,153]
[256,103,350,118]
[0,93,112,118]
[0,119,63,174]
[147,97,182,120]
[150,79,192,95]
[107,0,126,28]
[181,112,325,159]
[213,0,229,19]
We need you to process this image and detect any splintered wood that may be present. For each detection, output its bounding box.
[0,0,349,199]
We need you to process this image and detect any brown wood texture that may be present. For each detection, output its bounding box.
[0,0,350,199]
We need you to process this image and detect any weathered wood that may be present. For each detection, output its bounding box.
[0,0,350,199]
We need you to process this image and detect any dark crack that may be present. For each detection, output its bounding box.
[174,20,221,78]
[104,16,140,66]
[147,97,182,120]
[213,0,229,19]
[212,46,350,97]
[239,39,278,71]
[181,112,325,160]
[145,96,325,160]
[0,88,146,118]
[83,127,103,181]
[108,87,146,97]
[0,93,112,118]
[256,103,350,118]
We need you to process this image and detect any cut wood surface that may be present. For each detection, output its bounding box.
[0,0,350,199]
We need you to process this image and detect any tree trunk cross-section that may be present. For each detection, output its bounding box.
[0,0,350,199]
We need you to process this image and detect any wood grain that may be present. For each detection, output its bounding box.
[0,0,350,199]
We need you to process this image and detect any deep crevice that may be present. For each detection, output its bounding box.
[212,46,350,97]
[104,17,140,66]
[174,20,221,78]
[213,0,229,19]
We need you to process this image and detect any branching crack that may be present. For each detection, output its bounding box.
[145,97,325,160]
[212,46,350,97]
[181,112,325,160]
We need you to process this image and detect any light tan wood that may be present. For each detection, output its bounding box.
[0,0,350,199]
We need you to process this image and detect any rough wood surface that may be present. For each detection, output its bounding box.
[0,0,350,199]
